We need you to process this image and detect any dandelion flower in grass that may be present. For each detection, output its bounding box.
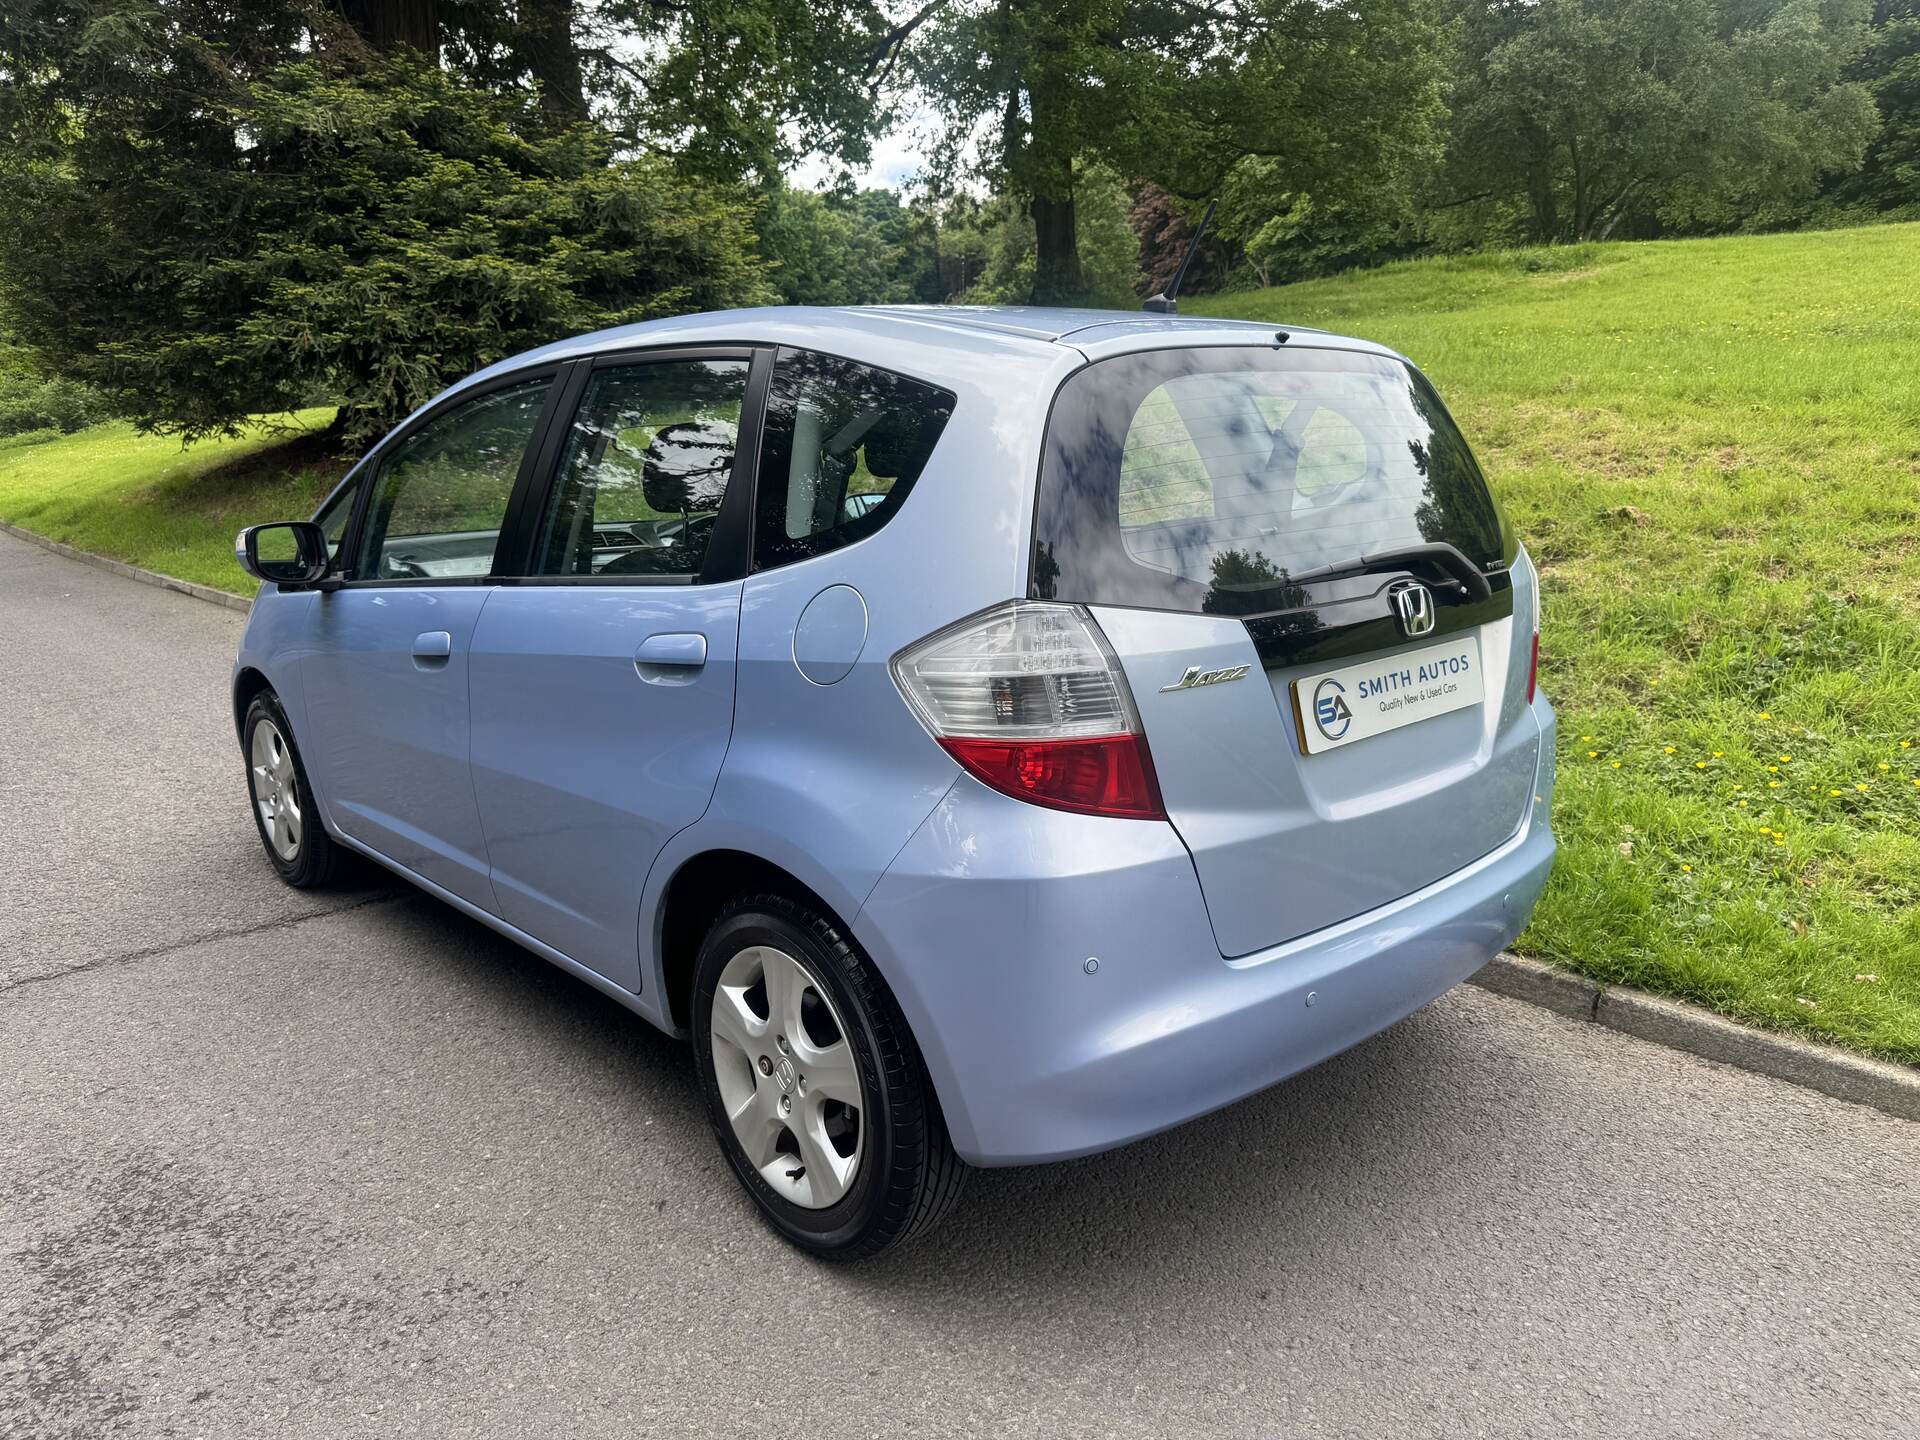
[1681,864,1692,873]
[1664,746,1676,754]
[1767,765,1778,773]
[1588,750,1599,759]
[1775,838,1787,847]
[1903,740,1912,750]
[1581,734,1592,742]
[1779,755,1792,763]
[1713,751,1723,758]
[1879,762,1891,771]
[1695,761,1707,769]
[1758,711,1771,720]
[1769,781,1781,789]
[1610,761,1621,769]
[1856,782,1869,792]
[1829,789,1843,797]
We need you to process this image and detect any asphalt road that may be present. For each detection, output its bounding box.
[3,527,1917,1440]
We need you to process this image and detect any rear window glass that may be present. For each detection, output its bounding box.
[753,347,956,571]
[1033,347,1509,615]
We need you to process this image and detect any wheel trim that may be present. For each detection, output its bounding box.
[250,719,302,862]
[710,944,864,1210]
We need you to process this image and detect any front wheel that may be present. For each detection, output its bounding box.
[243,691,341,889]
[691,895,966,1259]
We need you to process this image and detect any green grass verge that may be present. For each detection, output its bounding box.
[1194,223,1920,1063]
[0,409,342,594]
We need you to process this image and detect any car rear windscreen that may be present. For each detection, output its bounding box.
[1032,346,1510,615]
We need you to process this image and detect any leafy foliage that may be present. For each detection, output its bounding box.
[905,0,1451,301]
[0,22,772,442]
[930,168,1142,306]
[757,186,942,305]
[1442,0,1880,242]
[1831,1,1920,212]
[0,344,111,441]
[595,0,893,183]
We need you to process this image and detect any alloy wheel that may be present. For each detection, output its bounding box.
[708,944,864,1208]
[250,718,302,861]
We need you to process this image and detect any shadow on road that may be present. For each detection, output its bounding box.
[357,881,1539,1308]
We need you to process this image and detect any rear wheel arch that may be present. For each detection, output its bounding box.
[658,850,847,1034]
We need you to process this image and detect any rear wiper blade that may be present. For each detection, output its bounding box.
[1283,542,1493,603]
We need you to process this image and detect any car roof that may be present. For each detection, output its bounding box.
[448,304,1402,404]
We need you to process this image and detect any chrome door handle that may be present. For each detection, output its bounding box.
[413,630,453,661]
[635,632,707,680]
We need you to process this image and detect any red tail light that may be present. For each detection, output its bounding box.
[892,600,1167,822]
[1526,631,1540,705]
[939,733,1165,821]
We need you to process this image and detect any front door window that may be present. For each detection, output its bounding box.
[352,379,551,581]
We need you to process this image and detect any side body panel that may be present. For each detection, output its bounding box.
[233,588,318,743]
[300,586,498,910]
[638,335,1086,1017]
[467,582,744,990]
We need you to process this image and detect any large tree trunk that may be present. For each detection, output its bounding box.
[1023,75,1082,304]
[1525,149,1558,242]
[1029,191,1082,303]
[340,0,440,55]
[522,0,587,125]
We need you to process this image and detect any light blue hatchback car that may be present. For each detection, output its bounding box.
[234,306,1556,1257]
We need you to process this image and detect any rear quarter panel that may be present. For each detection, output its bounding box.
[637,332,1087,1019]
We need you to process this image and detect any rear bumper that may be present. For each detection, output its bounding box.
[855,701,1557,1167]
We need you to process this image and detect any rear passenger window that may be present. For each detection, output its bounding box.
[533,358,749,578]
[753,348,955,570]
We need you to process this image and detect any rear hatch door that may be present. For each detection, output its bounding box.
[1034,343,1542,957]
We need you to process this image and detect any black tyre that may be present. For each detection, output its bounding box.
[242,691,341,889]
[691,894,966,1259]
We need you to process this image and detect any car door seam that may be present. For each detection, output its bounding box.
[466,584,507,916]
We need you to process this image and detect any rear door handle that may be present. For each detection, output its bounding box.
[635,632,707,680]
[412,630,453,663]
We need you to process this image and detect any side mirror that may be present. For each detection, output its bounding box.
[236,521,330,585]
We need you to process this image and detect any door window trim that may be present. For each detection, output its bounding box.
[493,344,774,589]
[325,364,570,591]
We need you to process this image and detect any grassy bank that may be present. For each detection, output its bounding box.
[0,409,340,594]
[1193,224,1920,1062]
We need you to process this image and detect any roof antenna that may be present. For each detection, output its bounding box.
[1142,199,1215,315]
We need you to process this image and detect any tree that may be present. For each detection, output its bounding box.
[899,0,1451,302]
[757,186,923,305]
[1131,183,1227,298]
[339,0,441,53]
[592,0,895,181]
[1442,0,1879,242]
[0,11,771,442]
[1831,1,1920,210]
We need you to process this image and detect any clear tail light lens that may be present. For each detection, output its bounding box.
[891,600,1166,820]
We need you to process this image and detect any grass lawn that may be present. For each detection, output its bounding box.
[1194,222,1920,1063]
[0,409,342,595]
